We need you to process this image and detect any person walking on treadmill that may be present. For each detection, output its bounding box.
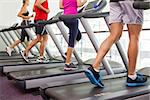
[20,0,50,63]
[85,0,147,87]
[6,0,33,56]
[59,0,87,71]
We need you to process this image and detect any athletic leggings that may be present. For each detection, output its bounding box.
[63,18,82,48]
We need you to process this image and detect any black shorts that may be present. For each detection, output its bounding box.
[34,20,48,35]
[20,20,30,42]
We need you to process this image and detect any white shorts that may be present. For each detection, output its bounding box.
[109,1,143,25]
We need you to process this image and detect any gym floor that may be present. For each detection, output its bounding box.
[0,74,42,100]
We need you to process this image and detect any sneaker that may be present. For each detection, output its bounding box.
[6,47,12,56]
[126,73,147,87]
[64,63,78,71]
[20,50,29,63]
[28,53,34,58]
[36,56,49,63]
[84,66,104,88]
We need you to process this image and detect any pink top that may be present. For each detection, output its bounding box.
[63,0,78,15]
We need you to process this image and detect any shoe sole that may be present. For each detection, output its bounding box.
[85,69,104,88]
[126,82,147,87]
[36,60,49,63]
[64,67,78,71]
[20,51,29,63]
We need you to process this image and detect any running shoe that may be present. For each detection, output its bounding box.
[64,63,78,71]
[6,47,12,56]
[36,56,49,63]
[20,50,29,63]
[85,66,104,88]
[126,73,147,87]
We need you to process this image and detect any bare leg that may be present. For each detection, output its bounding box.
[92,22,123,70]
[24,34,41,56]
[127,24,142,75]
[10,40,21,48]
[65,47,73,64]
[39,34,48,57]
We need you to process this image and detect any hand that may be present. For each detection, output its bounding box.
[45,8,50,14]
[30,14,34,18]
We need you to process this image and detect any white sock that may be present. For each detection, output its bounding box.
[65,63,70,65]
[40,56,44,59]
[93,68,100,72]
[128,74,137,80]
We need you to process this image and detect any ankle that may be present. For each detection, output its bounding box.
[92,64,100,72]
[65,62,71,65]
[128,74,137,80]
[93,68,100,72]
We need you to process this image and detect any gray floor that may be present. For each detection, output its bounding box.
[0,74,42,100]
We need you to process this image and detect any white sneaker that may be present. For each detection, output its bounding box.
[28,53,34,58]
[36,56,49,63]
[20,50,29,63]
[6,47,12,56]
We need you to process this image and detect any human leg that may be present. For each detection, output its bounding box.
[63,19,79,70]
[6,40,21,56]
[85,23,123,87]
[126,24,147,86]
[24,34,41,56]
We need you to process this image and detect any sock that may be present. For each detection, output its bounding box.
[65,63,70,65]
[128,74,137,80]
[88,66,100,80]
[93,68,100,72]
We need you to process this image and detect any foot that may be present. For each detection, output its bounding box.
[6,47,12,56]
[64,63,78,71]
[20,50,29,63]
[126,73,148,87]
[28,53,34,58]
[84,66,104,87]
[36,56,49,63]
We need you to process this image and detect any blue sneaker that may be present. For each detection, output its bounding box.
[126,73,147,87]
[85,66,104,88]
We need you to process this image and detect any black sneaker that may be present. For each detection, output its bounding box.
[64,63,78,71]
[85,66,104,87]
[126,73,147,87]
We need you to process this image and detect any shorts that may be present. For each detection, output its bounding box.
[34,20,48,35]
[109,0,143,25]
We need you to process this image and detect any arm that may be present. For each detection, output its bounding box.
[59,0,64,9]
[77,0,87,7]
[35,0,50,13]
[17,4,33,20]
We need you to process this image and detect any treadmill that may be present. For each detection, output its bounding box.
[7,0,126,90]
[40,1,150,100]
[0,31,33,62]
[0,23,66,74]
[40,68,150,100]
[0,26,37,61]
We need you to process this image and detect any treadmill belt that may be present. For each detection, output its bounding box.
[8,65,88,80]
[0,59,24,63]
[0,58,63,67]
[0,55,23,60]
[44,76,150,100]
